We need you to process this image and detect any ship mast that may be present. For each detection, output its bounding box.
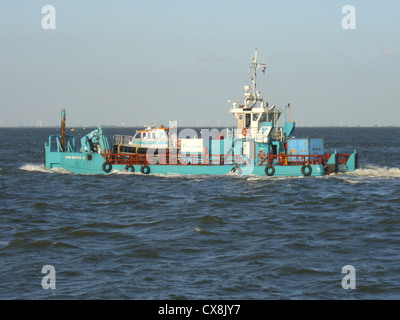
[228,49,271,139]
[250,48,266,99]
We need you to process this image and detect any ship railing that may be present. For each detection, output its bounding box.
[257,153,351,166]
[103,152,250,166]
[103,153,147,165]
[113,135,133,146]
[46,135,76,152]
[173,154,250,166]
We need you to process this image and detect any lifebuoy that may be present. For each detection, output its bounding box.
[301,164,312,176]
[125,165,135,172]
[177,139,181,148]
[102,161,112,173]
[265,164,275,176]
[242,128,247,137]
[258,150,266,159]
[140,164,151,174]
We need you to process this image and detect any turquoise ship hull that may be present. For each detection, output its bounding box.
[45,130,357,176]
[45,151,356,177]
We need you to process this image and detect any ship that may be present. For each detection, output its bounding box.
[44,49,358,176]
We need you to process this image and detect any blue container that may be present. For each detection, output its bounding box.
[287,138,324,155]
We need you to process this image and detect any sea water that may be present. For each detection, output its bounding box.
[0,127,399,299]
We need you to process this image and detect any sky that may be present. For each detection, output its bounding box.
[0,0,399,127]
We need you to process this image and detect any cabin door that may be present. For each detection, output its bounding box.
[245,114,251,128]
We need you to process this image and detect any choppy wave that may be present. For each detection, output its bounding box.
[347,165,400,178]
[0,241,10,249]
[4,128,400,299]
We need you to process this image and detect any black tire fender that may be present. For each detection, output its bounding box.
[265,164,275,176]
[140,164,151,174]
[301,164,312,176]
[102,162,112,173]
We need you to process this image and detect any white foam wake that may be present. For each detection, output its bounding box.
[19,163,72,174]
[19,163,48,172]
[350,166,400,178]
[338,165,400,179]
